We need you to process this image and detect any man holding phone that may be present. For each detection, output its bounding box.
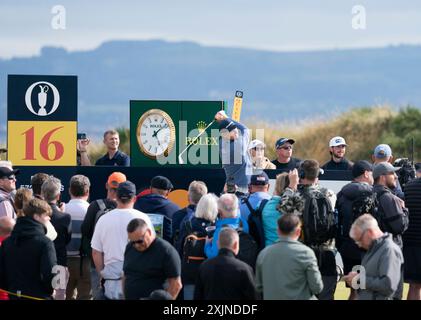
[77,133,92,166]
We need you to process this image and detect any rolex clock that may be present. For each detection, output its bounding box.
[136,109,176,159]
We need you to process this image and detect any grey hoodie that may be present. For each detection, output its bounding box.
[358,233,403,300]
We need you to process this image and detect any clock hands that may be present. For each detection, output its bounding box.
[153,124,168,138]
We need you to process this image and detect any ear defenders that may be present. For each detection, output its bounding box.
[298,162,305,179]
[298,161,323,180]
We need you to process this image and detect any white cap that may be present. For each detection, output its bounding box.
[248,139,265,150]
[329,136,347,147]
[216,110,228,118]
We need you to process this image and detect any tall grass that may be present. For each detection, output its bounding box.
[247,106,396,164]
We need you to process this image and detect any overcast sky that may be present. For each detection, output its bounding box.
[1,0,421,58]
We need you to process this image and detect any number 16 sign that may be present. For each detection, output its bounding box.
[7,75,77,166]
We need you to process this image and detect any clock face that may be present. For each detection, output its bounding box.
[136,109,176,159]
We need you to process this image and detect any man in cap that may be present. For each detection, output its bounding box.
[134,176,180,241]
[372,162,409,300]
[0,164,19,219]
[335,160,374,300]
[322,136,353,171]
[81,171,127,299]
[271,138,301,173]
[240,172,271,222]
[248,139,276,170]
[372,162,409,249]
[134,176,180,220]
[372,144,404,199]
[214,110,253,195]
[91,181,154,300]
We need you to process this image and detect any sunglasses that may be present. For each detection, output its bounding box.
[278,146,292,150]
[131,238,145,245]
[2,175,16,181]
[130,231,148,245]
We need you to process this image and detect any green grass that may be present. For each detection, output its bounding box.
[334,281,409,300]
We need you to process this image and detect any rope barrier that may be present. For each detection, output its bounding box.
[0,288,46,301]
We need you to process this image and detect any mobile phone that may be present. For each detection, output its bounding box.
[77,133,87,140]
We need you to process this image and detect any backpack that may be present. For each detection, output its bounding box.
[80,199,114,257]
[372,189,403,234]
[350,190,378,223]
[181,221,207,284]
[236,228,259,270]
[243,197,269,251]
[299,186,336,246]
[94,199,113,225]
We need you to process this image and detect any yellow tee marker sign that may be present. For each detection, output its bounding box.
[8,121,77,166]
[231,91,243,122]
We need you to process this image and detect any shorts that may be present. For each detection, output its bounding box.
[404,246,421,283]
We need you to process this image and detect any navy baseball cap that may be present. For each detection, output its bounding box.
[218,119,237,132]
[151,176,173,190]
[117,181,137,199]
[352,160,373,178]
[275,138,295,149]
[0,166,19,179]
[250,171,269,185]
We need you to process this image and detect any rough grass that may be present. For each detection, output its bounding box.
[335,281,409,300]
[246,106,395,164]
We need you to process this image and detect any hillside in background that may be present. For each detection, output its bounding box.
[1,40,421,142]
[254,106,421,164]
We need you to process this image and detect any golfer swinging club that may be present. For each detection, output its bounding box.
[214,110,252,195]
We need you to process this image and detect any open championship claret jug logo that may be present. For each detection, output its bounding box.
[25,81,60,116]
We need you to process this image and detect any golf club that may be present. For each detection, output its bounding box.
[178,120,215,164]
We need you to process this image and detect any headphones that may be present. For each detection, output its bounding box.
[298,161,322,180]
[298,161,306,179]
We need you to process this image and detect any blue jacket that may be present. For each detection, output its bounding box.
[171,205,196,244]
[240,192,272,221]
[205,216,246,259]
[134,193,180,219]
[134,193,180,241]
[262,196,282,247]
[219,118,252,188]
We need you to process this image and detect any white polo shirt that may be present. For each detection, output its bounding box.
[91,208,154,266]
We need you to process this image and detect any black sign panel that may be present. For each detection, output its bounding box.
[8,74,77,121]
